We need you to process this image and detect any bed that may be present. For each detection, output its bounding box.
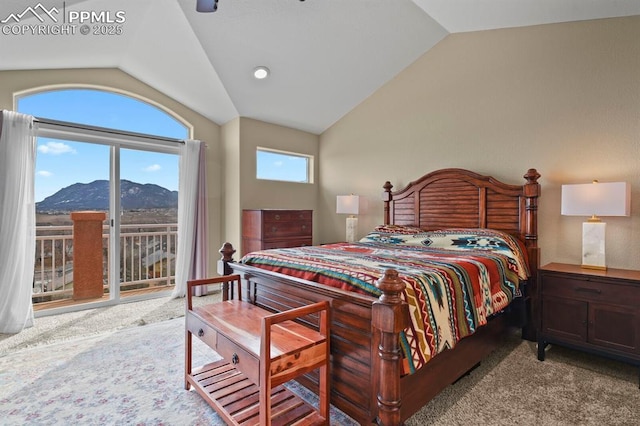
[217,168,541,425]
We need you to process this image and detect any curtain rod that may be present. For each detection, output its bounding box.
[34,117,185,145]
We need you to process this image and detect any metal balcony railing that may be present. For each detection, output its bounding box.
[33,223,178,303]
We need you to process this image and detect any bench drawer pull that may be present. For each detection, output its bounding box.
[232,353,239,365]
[198,328,204,337]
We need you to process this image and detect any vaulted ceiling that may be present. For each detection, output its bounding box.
[2,0,639,134]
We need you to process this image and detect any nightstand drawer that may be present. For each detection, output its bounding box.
[542,274,640,307]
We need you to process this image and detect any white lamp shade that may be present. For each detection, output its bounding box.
[561,182,630,217]
[336,195,360,215]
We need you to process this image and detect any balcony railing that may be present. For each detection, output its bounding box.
[34,223,178,303]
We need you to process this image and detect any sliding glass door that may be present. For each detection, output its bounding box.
[33,139,110,303]
[119,148,179,295]
[20,88,187,311]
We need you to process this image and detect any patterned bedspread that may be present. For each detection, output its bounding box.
[240,226,530,374]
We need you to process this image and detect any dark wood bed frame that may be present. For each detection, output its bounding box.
[217,168,541,425]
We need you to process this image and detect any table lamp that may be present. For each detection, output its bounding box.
[336,195,360,243]
[561,181,630,270]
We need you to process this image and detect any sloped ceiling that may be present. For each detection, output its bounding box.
[1,0,639,134]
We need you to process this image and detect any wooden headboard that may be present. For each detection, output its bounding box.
[383,168,541,274]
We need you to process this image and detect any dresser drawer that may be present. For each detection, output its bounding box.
[262,210,311,223]
[262,238,312,250]
[263,221,312,239]
[542,274,640,307]
[216,334,260,385]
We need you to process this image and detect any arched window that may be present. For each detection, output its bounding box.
[17,88,190,311]
[18,88,189,138]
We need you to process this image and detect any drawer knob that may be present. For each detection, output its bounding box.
[275,214,281,220]
[301,225,306,230]
[231,353,239,365]
[272,226,278,232]
[198,328,204,337]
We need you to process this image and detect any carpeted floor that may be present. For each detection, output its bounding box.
[1,296,639,425]
[0,293,221,356]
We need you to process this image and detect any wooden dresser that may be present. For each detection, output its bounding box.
[537,263,640,383]
[242,209,312,256]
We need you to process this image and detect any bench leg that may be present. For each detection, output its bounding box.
[185,329,192,390]
[319,363,330,420]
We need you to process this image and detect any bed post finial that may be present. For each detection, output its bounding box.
[372,269,408,425]
[524,168,540,185]
[217,242,236,276]
[382,181,393,225]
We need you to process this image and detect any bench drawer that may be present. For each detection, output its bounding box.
[216,333,260,385]
[186,313,217,349]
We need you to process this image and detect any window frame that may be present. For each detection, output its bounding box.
[256,147,314,184]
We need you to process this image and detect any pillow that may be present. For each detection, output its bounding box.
[407,228,530,280]
[370,224,424,235]
[360,226,530,280]
[359,224,425,245]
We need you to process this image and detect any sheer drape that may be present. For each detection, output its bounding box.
[172,139,202,298]
[0,111,36,333]
[191,142,209,296]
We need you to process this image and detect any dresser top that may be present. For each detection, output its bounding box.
[541,262,640,282]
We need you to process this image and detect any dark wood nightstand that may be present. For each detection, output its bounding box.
[537,262,640,387]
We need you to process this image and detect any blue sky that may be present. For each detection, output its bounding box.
[18,89,185,202]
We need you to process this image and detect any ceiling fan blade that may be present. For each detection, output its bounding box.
[196,0,218,13]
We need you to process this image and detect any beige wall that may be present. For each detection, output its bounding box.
[0,68,223,274]
[319,16,640,270]
[221,117,320,248]
[3,16,639,272]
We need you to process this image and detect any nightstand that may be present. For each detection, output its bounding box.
[537,263,640,387]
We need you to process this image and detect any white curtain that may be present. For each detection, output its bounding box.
[191,142,209,296]
[172,139,202,298]
[0,111,36,334]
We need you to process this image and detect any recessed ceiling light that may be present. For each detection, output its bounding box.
[253,66,270,80]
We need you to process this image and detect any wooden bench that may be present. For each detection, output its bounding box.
[185,274,331,425]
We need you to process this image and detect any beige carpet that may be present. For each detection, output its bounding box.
[0,293,220,356]
[2,295,639,425]
[407,333,640,425]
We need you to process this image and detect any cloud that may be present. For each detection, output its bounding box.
[37,170,53,177]
[273,161,284,167]
[144,164,162,172]
[38,141,76,155]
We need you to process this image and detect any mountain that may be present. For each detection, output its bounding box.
[36,180,178,212]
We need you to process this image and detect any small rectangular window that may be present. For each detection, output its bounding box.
[256,148,313,183]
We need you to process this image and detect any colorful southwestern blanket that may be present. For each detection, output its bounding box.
[240,226,530,374]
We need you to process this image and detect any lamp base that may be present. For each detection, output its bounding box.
[581,221,606,270]
[346,216,358,243]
